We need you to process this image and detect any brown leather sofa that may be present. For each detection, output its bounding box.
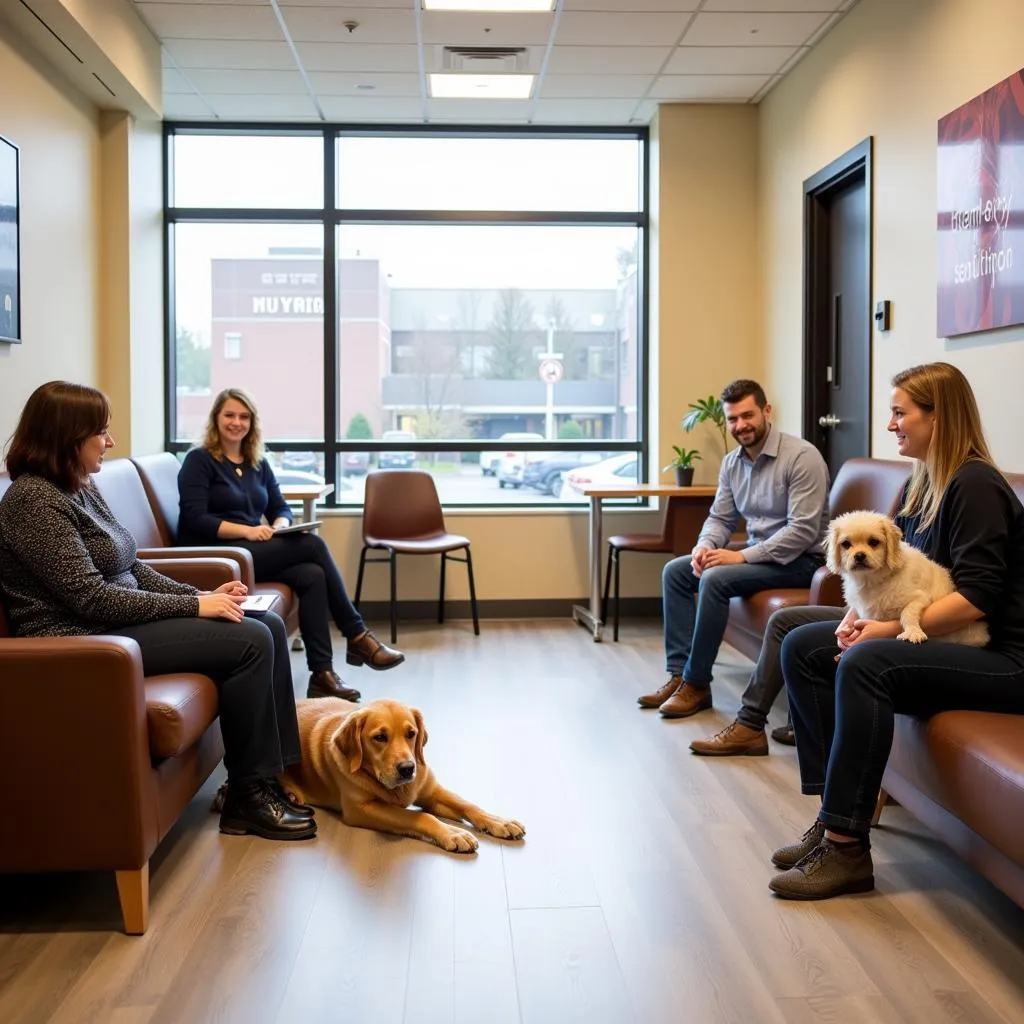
[0,471,232,934]
[91,455,298,635]
[723,457,913,660]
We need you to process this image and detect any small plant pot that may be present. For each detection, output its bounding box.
[674,466,695,487]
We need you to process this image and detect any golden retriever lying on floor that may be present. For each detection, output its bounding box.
[827,510,989,647]
[281,698,526,853]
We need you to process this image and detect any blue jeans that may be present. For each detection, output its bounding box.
[781,622,1024,837]
[662,552,824,685]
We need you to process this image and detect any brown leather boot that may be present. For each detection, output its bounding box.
[659,681,712,718]
[346,629,405,671]
[306,670,361,702]
[689,721,768,756]
[637,674,682,708]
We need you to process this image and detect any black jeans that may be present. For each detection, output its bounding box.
[241,532,365,673]
[109,611,301,783]
[781,621,1024,836]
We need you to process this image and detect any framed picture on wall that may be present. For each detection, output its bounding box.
[0,134,21,345]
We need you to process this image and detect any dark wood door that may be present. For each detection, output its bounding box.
[803,139,873,481]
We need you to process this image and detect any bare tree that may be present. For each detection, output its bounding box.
[485,289,536,380]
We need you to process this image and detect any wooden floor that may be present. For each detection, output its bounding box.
[2,620,1024,1024]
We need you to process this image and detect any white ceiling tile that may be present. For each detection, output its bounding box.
[547,46,672,74]
[309,71,421,97]
[427,98,533,120]
[186,69,312,95]
[682,11,830,47]
[664,45,797,75]
[163,66,196,93]
[278,0,413,6]
[161,38,297,69]
[632,99,658,123]
[804,11,844,48]
[137,4,284,41]
[561,0,698,10]
[162,93,216,118]
[701,0,841,11]
[531,98,640,122]
[206,93,322,118]
[650,74,769,100]
[557,12,692,46]
[294,42,421,73]
[540,75,653,99]
[421,12,554,47]
[319,96,427,120]
[282,8,417,45]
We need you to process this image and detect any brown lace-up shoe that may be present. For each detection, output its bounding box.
[637,674,682,709]
[307,670,361,702]
[771,723,796,746]
[770,820,826,869]
[346,630,405,671]
[690,721,768,757]
[659,681,712,719]
[768,838,875,900]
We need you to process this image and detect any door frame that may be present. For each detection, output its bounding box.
[802,136,874,451]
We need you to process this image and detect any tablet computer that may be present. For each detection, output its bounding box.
[240,594,277,612]
[273,521,323,535]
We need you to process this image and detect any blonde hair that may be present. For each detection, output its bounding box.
[202,388,264,466]
[894,362,995,529]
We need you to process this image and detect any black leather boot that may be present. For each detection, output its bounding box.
[219,779,318,841]
[306,669,361,702]
[267,778,315,819]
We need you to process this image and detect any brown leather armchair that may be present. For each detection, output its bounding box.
[0,477,234,934]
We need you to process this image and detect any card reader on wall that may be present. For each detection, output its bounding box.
[875,300,891,332]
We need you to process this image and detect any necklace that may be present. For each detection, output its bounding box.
[226,457,244,478]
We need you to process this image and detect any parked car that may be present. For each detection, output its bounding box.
[271,469,352,493]
[281,451,319,473]
[480,431,543,476]
[522,452,611,497]
[341,451,370,476]
[565,452,639,498]
[378,429,417,470]
[495,432,546,489]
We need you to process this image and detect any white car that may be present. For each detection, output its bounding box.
[564,452,639,497]
[479,431,543,482]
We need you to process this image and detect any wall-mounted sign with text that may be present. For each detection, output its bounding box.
[937,68,1024,337]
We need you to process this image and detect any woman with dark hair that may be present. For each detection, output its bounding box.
[177,388,403,704]
[0,381,316,842]
[772,362,1024,899]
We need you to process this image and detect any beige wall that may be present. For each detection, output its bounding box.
[760,0,1024,471]
[0,35,101,446]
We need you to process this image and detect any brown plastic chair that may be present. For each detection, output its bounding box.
[354,470,479,643]
[602,496,724,642]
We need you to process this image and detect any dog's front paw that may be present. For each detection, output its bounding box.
[479,817,526,841]
[897,627,928,644]
[438,827,479,854]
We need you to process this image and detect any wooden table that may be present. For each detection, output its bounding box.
[279,484,333,526]
[572,485,718,642]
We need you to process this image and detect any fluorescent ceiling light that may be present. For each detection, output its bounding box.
[429,73,534,100]
[423,1,554,11]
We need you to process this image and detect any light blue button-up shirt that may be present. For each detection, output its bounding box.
[696,426,830,565]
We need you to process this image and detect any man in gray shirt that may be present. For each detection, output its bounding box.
[639,379,830,733]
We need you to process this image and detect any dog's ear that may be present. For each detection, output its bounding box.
[883,517,904,571]
[335,710,367,774]
[825,519,844,575]
[411,708,428,766]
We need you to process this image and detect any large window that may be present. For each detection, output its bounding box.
[165,128,648,507]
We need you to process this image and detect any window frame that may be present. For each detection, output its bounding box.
[163,123,650,509]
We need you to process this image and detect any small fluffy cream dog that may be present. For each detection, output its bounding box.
[827,510,989,647]
[281,698,526,853]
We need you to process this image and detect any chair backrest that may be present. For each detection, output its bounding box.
[131,452,184,544]
[1007,472,1024,508]
[829,457,912,518]
[0,472,11,637]
[89,458,166,548]
[362,470,446,542]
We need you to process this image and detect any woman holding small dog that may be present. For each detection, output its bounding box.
[178,388,405,704]
[0,381,315,842]
[772,362,1024,900]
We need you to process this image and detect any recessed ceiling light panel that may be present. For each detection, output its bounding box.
[428,73,535,99]
[423,1,554,12]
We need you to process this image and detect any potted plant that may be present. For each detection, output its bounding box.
[664,446,701,486]
[682,395,729,452]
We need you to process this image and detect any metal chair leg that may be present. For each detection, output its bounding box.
[613,548,621,642]
[438,552,447,624]
[389,550,398,644]
[602,544,614,626]
[465,545,480,636]
[354,545,369,607]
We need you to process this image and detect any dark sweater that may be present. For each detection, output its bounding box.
[0,475,199,637]
[895,460,1024,658]
[177,448,292,546]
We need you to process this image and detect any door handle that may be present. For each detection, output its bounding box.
[818,414,841,428]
